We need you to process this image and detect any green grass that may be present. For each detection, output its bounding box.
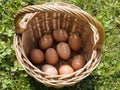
[0,0,120,90]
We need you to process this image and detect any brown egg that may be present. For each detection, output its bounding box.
[59,64,74,75]
[72,55,86,70]
[29,49,44,65]
[41,64,58,75]
[56,42,71,60]
[39,34,53,50]
[53,29,68,42]
[45,48,59,65]
[68,34,82,51]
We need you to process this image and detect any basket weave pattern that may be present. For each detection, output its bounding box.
[14,2,104,88]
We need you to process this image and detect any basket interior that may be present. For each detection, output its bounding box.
[21,12,94,64]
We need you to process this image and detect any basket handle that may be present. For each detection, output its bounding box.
[14,2,82,34]
[14,2,104,49]
[80,10,105,49]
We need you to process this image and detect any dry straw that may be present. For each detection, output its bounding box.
[14,2,104,88]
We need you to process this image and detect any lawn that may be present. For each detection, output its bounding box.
[0,0,120,90]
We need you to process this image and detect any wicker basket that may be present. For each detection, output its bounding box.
[14,2,104,88]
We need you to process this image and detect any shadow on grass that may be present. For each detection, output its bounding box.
[28,74,98,90]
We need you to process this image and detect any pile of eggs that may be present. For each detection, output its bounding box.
[29,29,86,75]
